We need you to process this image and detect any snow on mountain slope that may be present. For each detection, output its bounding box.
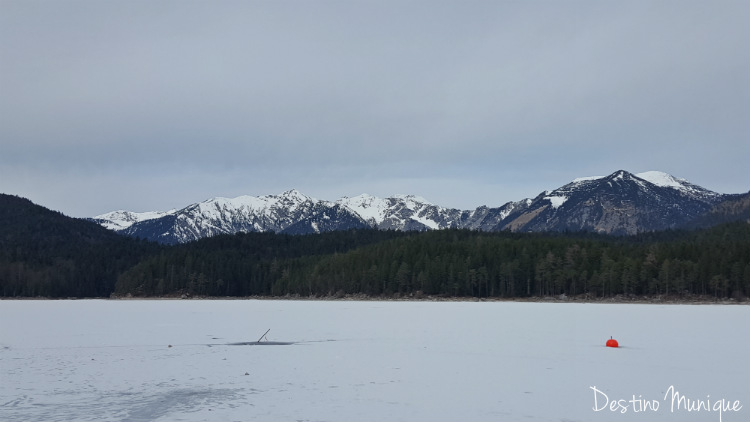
[167,189,322,242]
[496,170,727,235]
[571,171,720,201]
[337,194,461,230]
[571,175,604,183]
[392,194,433,209]
[92,209,176,231]
[109,190,330,243]
[636,171,684,188]
[543,195,568,209]
[635,171,722,200]
[92,170,735,243]
[192,190,317,226]
[336,194,391,225]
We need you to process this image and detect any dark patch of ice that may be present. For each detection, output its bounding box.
[123,388,243,422]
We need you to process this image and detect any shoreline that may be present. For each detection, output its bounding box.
[3,293,748,305]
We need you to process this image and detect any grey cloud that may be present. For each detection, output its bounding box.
[1,0,748,217]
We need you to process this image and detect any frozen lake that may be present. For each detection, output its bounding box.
[1,300,748,422]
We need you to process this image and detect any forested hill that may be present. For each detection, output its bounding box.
[2,193,749,299]
[0,194,157,297]
[682,191,750,229]
[115,223,750,300]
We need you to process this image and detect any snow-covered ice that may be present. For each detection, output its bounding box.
[1,300,748,422]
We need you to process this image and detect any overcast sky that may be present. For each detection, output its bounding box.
[1,0,748,217]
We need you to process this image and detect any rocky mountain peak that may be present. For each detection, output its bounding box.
[91,170,740,242]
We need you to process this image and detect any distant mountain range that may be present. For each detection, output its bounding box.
[91,170,749,243]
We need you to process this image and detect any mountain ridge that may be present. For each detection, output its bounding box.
[3,191,749,300]
[91,170,744,243]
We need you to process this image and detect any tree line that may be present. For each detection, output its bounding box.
[0,194,158,297]
[2,191,748,299]
[114,222,750,299]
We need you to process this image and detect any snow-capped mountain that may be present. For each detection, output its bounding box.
[334,194,531,232]
[104,190,370,244]
[337,194,462,230]
[100,191,474,243]
[92,170,738,243]
[91,209,176,231]
[495,170,726,234]
[280,202,371,235]
[572,171,722,203]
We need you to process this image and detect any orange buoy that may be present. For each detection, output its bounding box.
[606,337,619,348]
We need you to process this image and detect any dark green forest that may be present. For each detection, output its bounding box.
[2,194,749,299]
[0,194,158,297]
[115,224,750,299]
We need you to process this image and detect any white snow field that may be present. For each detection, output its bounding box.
[1,300,748,422]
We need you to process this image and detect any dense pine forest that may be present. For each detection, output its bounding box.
[114,223,750,299]
[1,194,749,299]
[0,194,158,297]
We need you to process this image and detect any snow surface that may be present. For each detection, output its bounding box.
[498,204,517,220]
[544,195,568,209]
[198,190,316,221]
[392,194,433,209]
[336,194,391,225]
[636,171,686,189]
[571,171,698,194]
[93,210,176,230]
[337,194,443,229]
[93,169,721,235]
[571,172,684,188]
[634,171,718,198]
[569,171,720,201]
[1,300,747,422]
[411,213,440,230]
[572,176,605,183]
